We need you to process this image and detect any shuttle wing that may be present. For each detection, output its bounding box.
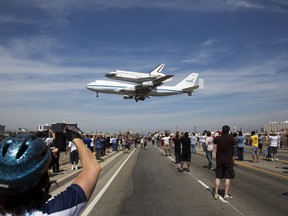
[151,75,174,86]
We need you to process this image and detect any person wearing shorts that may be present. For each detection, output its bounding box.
[179,132,191,172]
[213,125,235,200]
[269,133,279,161]
[250,131,259,163]
[162,133,171,156]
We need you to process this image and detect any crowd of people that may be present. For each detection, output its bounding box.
[149,127,284,200]
[0,125,286,215]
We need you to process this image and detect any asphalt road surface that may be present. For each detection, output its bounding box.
[51,144,288,216]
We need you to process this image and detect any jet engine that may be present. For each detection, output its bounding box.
[123,95,134,99]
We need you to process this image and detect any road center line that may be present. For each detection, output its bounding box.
[236,161,288,180]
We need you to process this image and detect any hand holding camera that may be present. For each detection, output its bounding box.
[63,126,83,141]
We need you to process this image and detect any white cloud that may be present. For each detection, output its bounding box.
[0,0,287,133]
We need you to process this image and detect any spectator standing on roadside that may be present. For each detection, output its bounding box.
[199,132,207,152]
[105,135,111,154]
[38,129,60,173]
[190,132,197,154]
[143,136,148,150]
[66,140,79,170]
[152,136,155,145]
[89,134,95,152]
[236,131,245,161]
[277,133,281,149]
[83,134,92,152]
[214,125,235,200]
[250,131,259,163]
[124,136,130,153]
[232,132,238,164]
[258,134,263,154]
[95,135,104,160]
[179,132,192,172]
[162,133,171,156]
[111,136,117,151]
[205,131,214,170]
[263,132,271,160]
[173,132,181,164]
[269,133,279,162]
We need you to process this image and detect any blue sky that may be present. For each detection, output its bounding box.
[0,0,287,134]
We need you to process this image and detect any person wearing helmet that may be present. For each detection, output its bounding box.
[0,126,101,215]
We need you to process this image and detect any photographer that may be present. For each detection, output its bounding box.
[0,126,101,215]
[45,129,60,173]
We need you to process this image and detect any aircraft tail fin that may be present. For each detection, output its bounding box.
[175,73,199,90]
[150,63,165,75]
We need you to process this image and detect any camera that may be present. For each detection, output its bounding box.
[51,123,82,152]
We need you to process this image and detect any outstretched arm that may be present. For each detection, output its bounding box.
[64,127,101,200]
[48,129,55,140]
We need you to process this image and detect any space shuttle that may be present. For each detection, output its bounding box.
[105,63,173,84]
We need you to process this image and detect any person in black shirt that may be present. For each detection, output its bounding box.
[179,132,191,172]
[172,132,181,164]
[213,125,235,200]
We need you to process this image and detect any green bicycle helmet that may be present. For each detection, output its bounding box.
[0,133,52,194]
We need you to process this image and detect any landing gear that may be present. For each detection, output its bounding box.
[96,92,99,97]
[135,95,145,102]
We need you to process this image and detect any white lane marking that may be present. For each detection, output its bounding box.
[154,145,246,216]
[81,148,136,215]
[198,180,209,189]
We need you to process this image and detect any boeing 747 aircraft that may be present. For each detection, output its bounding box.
[105,63,173,84]
[86,73,204,102]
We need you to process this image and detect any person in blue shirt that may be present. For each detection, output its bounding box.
[0,126,101,215]
[236,131,245,161]
[83,134,93,151]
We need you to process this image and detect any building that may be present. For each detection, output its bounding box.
[37,124,51,131]
[264,120,288,132]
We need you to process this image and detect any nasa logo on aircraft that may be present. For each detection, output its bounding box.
[186,74,196,82]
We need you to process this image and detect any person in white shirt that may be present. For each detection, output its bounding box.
[269,133,279,161]
[162,133,171,156]
[66,141,79,170]
[199,132,207,152]
[205,131,214,170]
[189,133,197,154]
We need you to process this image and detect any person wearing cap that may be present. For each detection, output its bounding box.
[0,126,101,215]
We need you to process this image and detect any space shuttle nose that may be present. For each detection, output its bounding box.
[105,72,115,78]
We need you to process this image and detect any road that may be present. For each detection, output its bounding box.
[50,144,288,216]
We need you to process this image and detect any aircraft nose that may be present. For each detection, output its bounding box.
[86,82,94,90]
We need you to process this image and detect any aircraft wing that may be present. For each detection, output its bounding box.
[125,75,174,96]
